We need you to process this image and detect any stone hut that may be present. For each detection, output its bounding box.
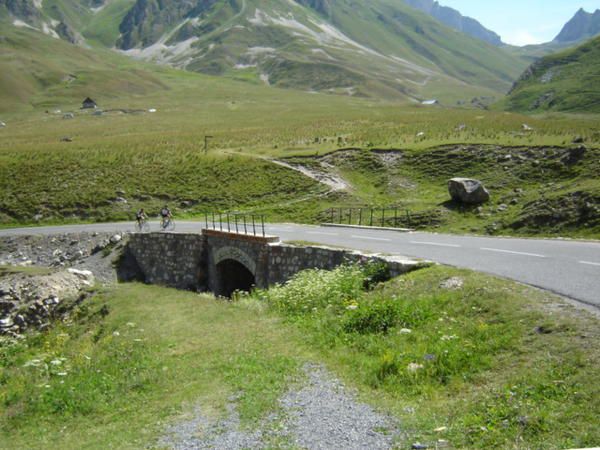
[81,97,97,109]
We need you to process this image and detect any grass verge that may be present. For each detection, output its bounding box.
[1,266,599,449]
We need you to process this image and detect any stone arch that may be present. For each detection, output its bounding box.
[215,259,256,298]
[212,246,256,275]
[212,246,257,298]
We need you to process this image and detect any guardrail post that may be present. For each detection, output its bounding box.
[261,215,265,237]
[227,213,230,232]
[381,208,385,227]
[358,208,362,226]
[330,208,334,223]
[205,213,208,230]
[252,215,256,236]
[348,208,352,225]
[406,209,411,227]
[243,215,247,234]
[219,213,223,231]
[394,208,398,228]
[235,214,239,233]
[370,208,374,226]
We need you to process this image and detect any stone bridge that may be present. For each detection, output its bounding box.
[122,229,423,297]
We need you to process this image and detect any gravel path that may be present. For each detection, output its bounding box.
[160,363,400,449]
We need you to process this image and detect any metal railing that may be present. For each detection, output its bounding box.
[204,212,267,237]
[325,207,442,229]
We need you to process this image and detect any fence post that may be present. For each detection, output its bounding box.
[205,213,208,230]
[406,209,411,227]
[358,208,363,226]
[338,207,342,224]
[370,208,374,226]
[219,213,223,231]
[394,208,398,228]
[227,213,230,232]
[381,208,385,227]
[261,215,265,237]
[243,215,247,234]
[252,215,256,236]
[348,208,352,225]
[235,215,239,233]
[330,208,334,224]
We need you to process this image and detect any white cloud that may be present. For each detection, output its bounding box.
[504,30,545,46]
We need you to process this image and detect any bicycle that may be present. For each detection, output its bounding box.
[160,217,175,231]
[134,218,150,233]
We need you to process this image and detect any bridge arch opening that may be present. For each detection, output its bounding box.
[215,259,256,298]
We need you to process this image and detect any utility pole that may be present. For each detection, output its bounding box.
[204,135,213,155]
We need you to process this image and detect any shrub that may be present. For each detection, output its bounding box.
[255,264,365,316]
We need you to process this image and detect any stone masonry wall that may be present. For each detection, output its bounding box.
[126,233,206,290]
[268,244,423,286]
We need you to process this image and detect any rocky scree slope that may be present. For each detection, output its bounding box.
[0,232,124,337]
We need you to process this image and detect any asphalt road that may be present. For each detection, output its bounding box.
[1,222,599,309]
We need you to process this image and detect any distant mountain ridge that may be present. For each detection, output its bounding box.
[554,8,600,43]
[402,0,502,46]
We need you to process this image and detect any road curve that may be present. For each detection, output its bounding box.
[1,222,599,309]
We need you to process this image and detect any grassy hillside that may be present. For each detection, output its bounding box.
[2,0,530,102]
[1,267,599,448]
[0,24,169,113]
[502,36,600,113]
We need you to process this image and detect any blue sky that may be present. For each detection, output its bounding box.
[440,0,600,46]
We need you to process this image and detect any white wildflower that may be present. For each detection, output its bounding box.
[407,363,424,373]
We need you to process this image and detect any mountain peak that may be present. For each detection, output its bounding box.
[554,8,600,43]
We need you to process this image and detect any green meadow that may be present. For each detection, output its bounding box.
[1,266,598,449]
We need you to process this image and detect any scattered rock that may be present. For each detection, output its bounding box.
[448,178,490,204]
[497,203,508,212]
[110,234,122,244]
[412,443,429,449]
[62,113,74,120]
[439,277,464,290]
[0,269,95,336]
[114,196,128,204]
[60,137,73,142]
[522,123,533,131]
[572,136,585,144]
[0,121,5,128]
[416,131,425,138]
[562,145,586,165]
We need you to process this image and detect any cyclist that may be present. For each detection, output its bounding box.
[135,208,147,229]
[160,205,172,229]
